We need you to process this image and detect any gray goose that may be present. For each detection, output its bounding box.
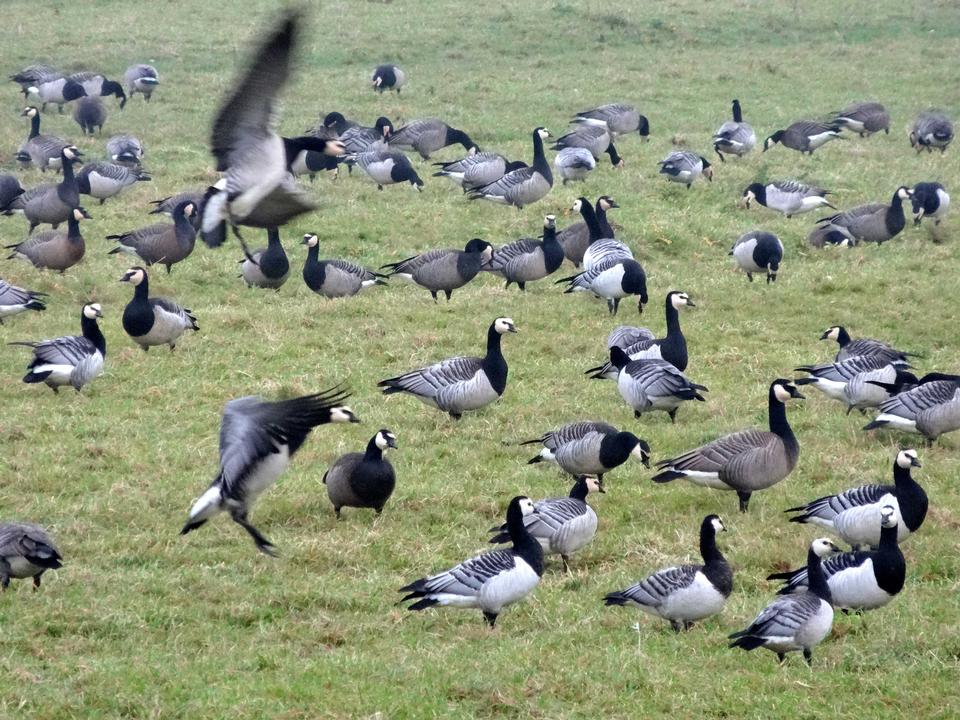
[560,256,648,315]
[572,103,650,139]
[553,147,596,183]
[609,350,707,423]
[730,230,783,283]
[371,64,406,93]
[239,227,290,290]
[120,267,198,351]
[388,118,478,159]
[794,355,914,414]
[17,106,68,171]
[658,151,712,188]
[380,238,493,302]
[106,134,144,166]
[0,174,26,212]
[433,152,526,191]
[556,196,618,267]
[740,180,834,218]
[484,215,565,290]
[149,190,204,218]
[552,125,622,167]
[832,102,889,137]
[814,187,911,245]
[0,523,62,590]
[107,200,197,273]
[350,142,424,190]
[763,120,843,154]
[863,374,960,443]
[821,325,915,364]
[713,99,756,160]
[77,162,150,204]
[124,64,160,102]
[0,279,46,322]
[72,97,107,135]
[67,72,127,107]
[909,111,953,153]
[468,127,552,208]
[301,233,387,298]
[10,65,61,96]
[523,421,650,481]
[4,146,84,234]
[323,428,398,519]
[27,77,86,113]
[6,207,88,273]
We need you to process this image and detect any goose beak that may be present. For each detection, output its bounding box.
[387,436,398,450]
[819,330,830,341]
[910,457,922,468]
[790,387,806,400]
[685,299,696,308]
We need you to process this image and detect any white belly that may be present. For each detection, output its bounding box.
[660,573,727,622]
[477,558,540,613]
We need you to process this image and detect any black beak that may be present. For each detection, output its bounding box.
[910,457,922,468]
[790,387,806,400]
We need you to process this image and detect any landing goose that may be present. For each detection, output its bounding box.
[609,350,707,422]
[371,64,406,93]
[786,449,927,546]
[741,180,834,218]
[556,196,618,267]
[350,142,424,190]
[5,207,88,272]
[0,523,62,590]
[605,515,732,631]
[763,120,842,154]
[380,238,492,302]
[713,99,756,160]
[910,182,949,226]
[653,379,804,512]
[658,151,712,188]
[107,200,197,273]
[377,317,516,419]
[485,215,564,290]
[389,118,478,159]
[239,227,290,290]
[68,72,127,107]
[120,267,198,351]
[5,146,84,234]
[27,77,86,113]
[77,162,150,204]
[10,65,61,96]
[0,175,25,212]
[832,102,889,137]
[814,187,911,245]
[552,125,621,167]
[181,388,358,555]
[863,375,960,443]
[794,355,914,414]
[323,428,397,519]
[467,127,552,208]
[0,279,46,322]
[433,152,524,191]
[400,496,542,628]
[302,233,387,298]
[820,325,915,364]
[909,111,953,153]
[106,134,144,166]
[560,256,648,315]
[10,302,105,393]
[553,147,596,183]
[17,106,68,171]
[729,538,838,666]
[730,230,783,283]
[572,103,650,139]
[575,197,632,273]
[523,421,649,481]
[123,64,160,102]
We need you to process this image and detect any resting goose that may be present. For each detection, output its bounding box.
[604,515,732,631]
[553,147,596,183]
[433,152,525,191]
[609,351,707,422]
[820,325,915,364]
[794,355,915,414]
[552,125,621,167]
[658,151,712,188]
[123,65,160,102]
[468,127,552,208]
[0,523,62,590]
[814,188,911,245]
[523,421,649,481]
[730,230,783,283]
[120,266,198,351]
[556,196,619,268]
[389,118,478,159]
[323,428,398,519]
[572,103,650,139]
[108,200,197,273]
[909,111,953,153]
[5,146,84,234]
[863,374,960,443]
[910,182,950,226]
[68,72,127,107]
[239,227,290,290]
[741,180,834,218]
[5,207,88,273]
[380,238,492,302]
[713,99,756,160]
[763,120,843,154]
[106,134,144,167]
[485,215,564,290]
[77,162,150,204]
[832,102,889,137]
[180,388,358,555]
[0,279,46,322]
[371,64,406,93]
[17,106,68,171]
[302,233,387,298]
[0,175,25,212]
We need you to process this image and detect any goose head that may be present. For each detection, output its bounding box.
[323,111,347,128]
[880,504,899,529]
[819,325,843,342]
[493,317,518,334]
[584,476,605,494]
[544,214,556,230]
[374,116,394,139]
[896,186,912,201]
[62,146,83,163]
[330,406,360,423]
[73,207,92,221]
[629,435,651,467]
[120,266,147,285]
[21,106,39,118]
[740,183,764,208]
[669,290,695,309]
[534,127,551,140]
[598,195,619,210]
[302,233,319,248]
[772,379,805,402]
[811,537,842,558]
[700,157,713,181]
[375,428,398,450]
[763,130,785,151]
[82,302,103,320]
[706,514,726,534]
[637,115,650,140]
[896,448,921,469]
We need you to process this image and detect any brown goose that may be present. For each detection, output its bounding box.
[4,146,84,233]
[16,106,68,171]
[107,200,197,273]
[814,187,911,245]
[832,102,889,137]
[5,207,88,273]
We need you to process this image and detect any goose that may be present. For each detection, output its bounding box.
[770,505,904,612]
[910,182,949,226]
[552,125,622,167]
[729,538,839,666]
[730,231,783,283]
[740,180,834,218]
[388,118,478,159]
[0,279,46,323]
[814,187,911,245]
[0,174,26,212]
[863,374,960,443]
[400,496,542,628]
[607,325,655,350]
[380,238,492,301]
[832,101,889,137]
[106,134,144,166]
[794,355,914,413]
[149,190,204,218]
[807,223,855,248]
[371,64,405,93]
[554,147,596,184]
[909,111,953,153]
[68,72,127,107]
[124,64,160,102]
[608,351,707,423]
[0,523,62,590]
[107,200,197,273]
[820,325,916,364]
[484,215,564,290]
[323,428,398,519]
[786,449,927,547]
[433,152,525,191]
[763,120,843,154]
[301,233,387,298]
[10,302,105,393]
[604,515,732,631]
[378,318,516,419]
[282,136,345,180]
[489,476,603,572]
[10,65,61,96]
[180,388,359,555]
[467,127,552,208]
[17,106,69,171]
[575,197,632,273]
[5,207,88,273]
[4,146,84,234]
[349,142,424,190]
[77,162,150,204]
[239,227,290,290]
[658,151,712,188]
[523,421,649,481]
[556,196,618,267]
[653,379,804,512]
[120,266,198,351]
[310,111,359,138]
[572,103,650,139]
[336,116,394,153]
[27,77,86,113]
[713,99,756,160]
[560,256,648,315]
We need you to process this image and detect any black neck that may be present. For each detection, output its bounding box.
[305,242,320,266]
[595,201,615,238]
[768,386,795,443]
[836,327,851,347]
[664,296,682,337]
[569,478,589,501]
[482,324,508,395]
[892,462,927,530]
[66,216,82,239]
[506,505,544,576]
[364,436,384,461]
[81,314,106,356]
[28,113,40,139]
[132,275,150,301]
[531,131,551,180]
[61,156,77,184]
[878,521,899,551]
[267,228,281,248]
[578,199,604,241]
[732,100,743,123]
[699,523,724,565]
[806,546,832,602]
[446,127,473,151]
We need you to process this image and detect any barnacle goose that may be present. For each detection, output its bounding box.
[17,106,68,171]
[5,146,84,234]
[862,374,960,442]
[832,102,890,137]
[730,231,783,283]
[559,256,648,316]
[239,227,290,290]
[389,118,478,159]
[910,182,949,226]
[522,421,650,481]
[77,162,150,205]
[371,64,405,93]
[302,233,387,298]
[572,103,650,139]
[120,267,199,351]
[0,523,62,590]
[794,355,915,414]
[820,325,916,364]
[813,188,911,245]
[763,120,843,154]
[107,200,197,273]
[484,215,564,290]
[0,279,46,322]
[713,99,756,160]
[608,350,707,423]
[323,429,397,519]
[909,111,953,153]
[658,151,712,188]
[380,238,493,302]
[467,128,552,208]
[5,206,88,273]
[740,180,834,218]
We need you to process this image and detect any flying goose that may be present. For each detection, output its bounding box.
[349,142,424,190]
[909,111,953,153]
[730,230,783,283]
[323,428,398,519]
[489,476,603,572]
[604,515,732,631]
[820,325,915,364]
[124,64,160,102]
[0,175,25,212]
[302,233,387,298]
[484,215,564,290]
[794,355,915,414]
[5,146,84,234]
[863,374,960,443]
[813,188,911,245]
[181,388,358,555]
[556,196,619,267]
[0,279,46,322]
[433,152,526,191]
[832,101,889,137]
[740,180,834,218]
[786,449,927,547]
[0,523,62,590]
[553,147,596,183]
[729,538,839,666]
[68,72,127,107]
[106,134,144,166]
[120,266,199,351]
[910,182,949,226]
[552,125,621,167]
[653,379,804,512]
[17,106,69,171]
[377,317,517,419]
[389,118,478,159]
[574,196,632,273]
[380,238,492,302]
[77,162,150,204]
[5,207,89,273]
[10,302,105,393]
[400,496,542,628]
[467,127,552,208]
[658,151,712,188]
[713,99,756,160]
[10,65,61,96]
[523,421,649,481]
[763,120,843,154]
[239,227,290,290]
[559,256,648,315]
[371,64,405,93]
[27,77,86,113]
[572,103,650,139]
[107,200,197,273]
[608,351,707,422]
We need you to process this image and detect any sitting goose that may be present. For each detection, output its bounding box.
[729,538,839,666]
[786,449,926,547]
[371,64,405,93]
[832,101,890,137]
[350,142,424,190]
[467,127,552,208]
[741,180,834,218]
[556,196,619,267]
[763,120,843,154]
[658,151,712,188]
[323,429,398,519]
[730,230,783,283]
[813,187,911,245]
[5,207,88,273]
[863,374,960,443]
[820,325,915,364]
[124,64,160,102]
[560,255,648,315]
[523,421,649,481]
[609,351,707,422]
[378,317,517,419]
[433,152,525,192]
[107,200,197,273]
[388,118,478,159]
[489,476,603,572]
[5,146,84,234]
[120,266,198,351]
[553,147,596,184]
[11,302,105,393]
[0,175,25,212]
[713,99,756,160]
[484,215,564,290]
[17,106,68,171]
[180,388,358,555]
[652,379,804,512]
[106,134,144,167]
[380,238,492,302]
[572,103,650,139]
[68,72,127,107]
[400,496,542,628]
[72,96,107,135]
[552,125,622,167]
[0,279,46,322]
[794,355,914,414]
[604,515,732,631]
[239,227,290,290]
[77,162,150,204]
[0,522,62,590]
[909,111,953,153]
[302,233,387,298]
[910,182,950,226]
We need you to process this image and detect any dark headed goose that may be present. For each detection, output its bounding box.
[72,96,107,135]
[794,355,914,414]
[814,187,911,245]
[5,146,84,234]
[69,72,127,107]
[604,515,732,631]
[572,103,650,139]
[658,151,712,188]
[283,136,345,179]
[302,233,387,298]
[389,119,478,159]
[181,388,358,555]
[433,152,525,192]
[107,200,197,273]
[11,302,105,393]
[560,256,648,315]
[106,134,144,167]
[863,375,960,443]
[763,120,842,154]
[557,196,619,267]
[0,279,45,322]
[575,197,632,272]
[380,238,493,302]
[239,227,289,290]
[468,127,552,208]
[523,421,649,481]
[485,215,564,290]
[821,325,915,364]
[653,380,804,512]
[0,523,62,590]
[806,224,855,248]
[730,230,783,283]
[77,162,150,204]
[553,147,596,183]
[351,142,424,190]
[335,116,393,154]
[323,428,397,519]
[909,111,953,153]
[17,106,68,171]
[729,538,838,666]
[6,207,88,273]
[124,64,160,102]
[552,125,621,167]
[400,496,542,628]
[27,77,86,113]
[713,99,756,160]
[609,351,707,423]
[832,102,889,137]
[371,64,405,93]
[787,449,926,547]
[741,180,834,218]
[910,182,949,225]
[1,175,25,211]
[378,317,516,419]
[120,267,198,351]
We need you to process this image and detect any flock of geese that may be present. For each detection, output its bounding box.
[1,10,956,668]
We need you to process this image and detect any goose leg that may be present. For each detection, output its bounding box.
[444,290,452,302]
[482,611,498,628]
[667,408,677,424]
[737,491,751,513]
[33,572,43,590]
[230,511,277,557]
[430,290,438,303]
[777,653,786,666]
[803,649,813,667]
[561,555,571,574]
[669,620,682,632]
[334,507,342,520]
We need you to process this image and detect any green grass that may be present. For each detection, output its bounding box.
[2,0,960,717]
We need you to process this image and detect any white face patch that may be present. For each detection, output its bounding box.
[330,406,356,423]
[83,304,102,319]
[494,317,516,334]
[304,234,319,247]
[537,128,550,140]
[585,477,602,494]
[519,498,535,515]
[671,293,689,309]
[825,326,840,341]
[773,384,793,403]
[812,538,838,557]
[630,444,646,461]
[571,199,582,213]
[897,449,918,468]
[711,517,725,533]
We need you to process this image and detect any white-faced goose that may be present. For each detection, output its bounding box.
[5,146,84,233]
[740,180,835,218]
[763,120,843,154]
[556,196,619,267]
[10,65,61,96]
[863,374,960,443]
[813,187,911,245]
[77,162,150,204]
[523,420,649,481]
[380,238,492,301]
[11,302,105,393]
[106,134,144,166]
[350,142,424,190]
[433,152,526,191]
[605,515,732,631]
[653,379,804,512]
[713,99,756,160]
[371,64,405,93]
[794,355,914,414]
[572,103,650,139]
[832,102,889,137]
[573,196,631,273]
[239,227,290,290]
[658,151,712,188]
[107,200,197,273]
[910,182,950,225]
[560,255,648,316]
[609,351,707,423]
[27,77,86,113]
[389,119,478,159]
[729,538,839,666]
[820,325,916,364]
[302,233,387,298]
[553,147,596,184]
[17,106,68,171]
[787,449,927,547]
[283,136,345,180]
[467,127,552,208]
[123,64,160,103]
[730,230,783,283]
[120,266,198,351]
[552,125,621,167]
[1,175,25,212]
[67,72,127,107]
[522,419,612,461]
[323,428,398,519]
[0,279,45,322]
[0,522,62,590]
[909,111,953,153]
[5,207,88,273]
[485,215,564,290]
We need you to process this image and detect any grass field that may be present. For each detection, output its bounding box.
[2,1,960,717]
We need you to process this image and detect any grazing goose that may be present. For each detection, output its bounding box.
[604,515,732,631]
[400,496,542,628]
[806,223,855,248]
[572,103,650,139]
[124,64,160,102]
[282,136,345,179]
[832,101,889,137]
[770,505,905,612]
[713,99,756,160]
[77,162,150,204]
[821,325,915,364]
[658,151,712,188]
[380,238,492,302]
[787,449,927,547]
[730,231,783,283]
[180,388,359,555]
[729,538,838,666]
[378,317,516,419]
[0,523,62,590]
[10,302,105,393]
[10,65,61,96]
[560,256,648,315]
[910,182,950,226]
[27,77,86,113]
[0,175,25,212]
[388,119,478,159]
[371,64,405,93]
[523,421,649,481]
[149,190,204,218]
[740,181,834,218]
[433,152,525,191]
[653,380,804,512]
[556,196,618,267]
[467,127,552,208]
[553,147,596,183]
[909,111,953,153]
[814,187,911,245]
[0,279,46,322]
[763,120,843,154]
[17,106,69,171]
[120,267,198,351]
[239,227,290,290]
[552,125,621,167]
[574,197,631,273]
[863,374,960,443]
[106,134,144,166]
[5,207,88,273]
[485,215,564,290]
[323,428,398,519]
[350,142,424,190]
[5,146,84,234]
[794,355,914,413]
[608,351,707,422]
[302,233,387,298]
[68,72,127,107]
[107,200,197,273]
[335,117,393,153]
[489,476,603,572]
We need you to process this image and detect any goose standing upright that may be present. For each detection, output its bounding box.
[0,523,62,590]
[0,279,46,322]
[820,325,915,364]
[713,99,756,160]
[5,207,88,273]
[120,267,199,351]
[576,197,632,272]
[239,227,290,289]
[5,146,84,234]
[467,128,552,208]
[484,215,565,290]
[814,188,911,245]
[17,106,68,171]
[379,239,492,302]
[323,429,398,519]
[556,196,619,267]
[301,233,387,298]
[107,200,197,273]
